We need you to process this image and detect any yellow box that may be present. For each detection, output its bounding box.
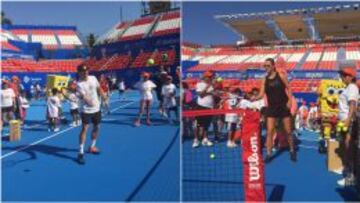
[46,75,70,93]
[9,120,21,141]
[327,139,343,173]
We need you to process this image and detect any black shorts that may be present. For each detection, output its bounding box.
[2,106,13,113]
[349,118,358,140]
[119,89,125,93]
[70,109,79,115]
[156,90,163,103]
[266,105,291,118]
[227,122,237,131]
[81,111,101,125]
[195,105,213,130]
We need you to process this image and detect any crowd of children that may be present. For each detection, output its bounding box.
[181,70,324,152]
[133,68,178,127]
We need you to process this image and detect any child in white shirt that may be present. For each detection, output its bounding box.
[162,76,178,124]
[47,88,61,132]
[64,88,81,126]
[134,72,157,126]
[19,92,30,124]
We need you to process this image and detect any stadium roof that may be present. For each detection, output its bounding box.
[215,3,360,43]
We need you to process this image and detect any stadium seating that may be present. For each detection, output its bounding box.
[152,11,180,37]
[10,29,29,42]
[120,16,156,41]
[1,41,20,52]
[2,58,84,73]
[183,77,322,93]
[7,28,83,50]
[103,54,132,70]
[317,47,338,70]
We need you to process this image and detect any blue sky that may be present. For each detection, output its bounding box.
[2,2,143,38]
[183,1,354,46]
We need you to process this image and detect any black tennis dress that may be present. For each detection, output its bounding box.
[265,72,291,118]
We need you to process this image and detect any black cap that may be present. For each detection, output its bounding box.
[77,64,88,72]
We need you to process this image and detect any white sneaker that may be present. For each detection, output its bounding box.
[202,138,213,147]
[227,140,236,148]
[337,176,355,187]
[54,128,60,132]
[192,139,200,148]
[70,122,76,127]
[337,178,346,187]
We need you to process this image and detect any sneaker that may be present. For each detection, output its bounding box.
[146,119,152,126]
[227,140,236,148]
[70,122,76,127]
[202,138,213,147]
[88,146,100,155]
[54,128,60,132]
[264,154,272,163]
[48,128,52,132]
[77,153,85,165]
[134,120,141,127]
[290,151,297,162]
[337,178,346,187]
[192,139,200,148]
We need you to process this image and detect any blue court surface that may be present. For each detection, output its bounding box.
[2,91,179,201]
[183,130,359,202]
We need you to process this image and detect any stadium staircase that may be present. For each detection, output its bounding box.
[54,33,62,49]
[315,48,326,70]
[337,47,346,62]
[146,15,161,38]
[294,48,311,70]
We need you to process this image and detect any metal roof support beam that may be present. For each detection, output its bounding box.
[266,19,288,42]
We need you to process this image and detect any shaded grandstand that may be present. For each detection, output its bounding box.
[1,6,180,91]
[182,3,360,99]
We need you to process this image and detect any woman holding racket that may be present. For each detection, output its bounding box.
[254,58,296,163]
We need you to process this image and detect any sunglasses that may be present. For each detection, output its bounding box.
[263,64,271,68]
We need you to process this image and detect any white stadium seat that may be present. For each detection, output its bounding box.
[199,55,227,64]
[31,35,57,45]
[221,55,251,63]
[122,24,151,37]
[346,51,360,60]
[58,35,82,45]
[154,18,180,32]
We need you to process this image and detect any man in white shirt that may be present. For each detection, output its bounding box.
[336,61,359,187]
[76,65,107,165]
[193,70,215,148]
[1,80,15,123]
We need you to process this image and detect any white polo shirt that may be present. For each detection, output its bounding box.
[1,88,15,108]
[338,83,359,120]
[196,81,214,108]
[77,75,101,114]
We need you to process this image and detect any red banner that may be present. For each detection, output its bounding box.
[241,110,266,202]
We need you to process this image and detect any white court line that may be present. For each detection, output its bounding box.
[298,144,318,150]
[298,137,319,142]
[1,101,136,159]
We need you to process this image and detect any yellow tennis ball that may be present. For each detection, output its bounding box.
[210,153,215,159]
[147,58,155,66]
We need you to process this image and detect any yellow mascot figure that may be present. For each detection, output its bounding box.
[317,79,345,153]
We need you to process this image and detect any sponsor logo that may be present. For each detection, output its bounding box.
[23,76,30,84]
[248,134,260,181]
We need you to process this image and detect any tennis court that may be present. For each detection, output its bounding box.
[2,90,179,201]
